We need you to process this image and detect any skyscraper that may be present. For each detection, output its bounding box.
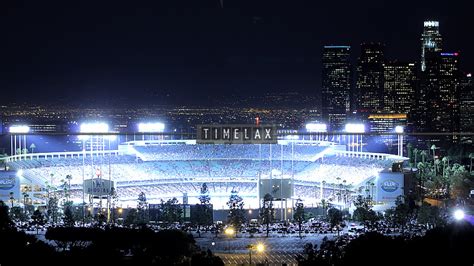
[431,52,460,133]
[383,62,416,115]
[459,73,473,133]
[356,42,385,114]
[321,46,351,130]
[421,21,442,72]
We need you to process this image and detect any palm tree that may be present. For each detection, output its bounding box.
[420,150,428,163]
[65,174,73,202]
[417,162,427,200]
[29,143,36,153]
[434,159,441,176]
[22,191,30,215]
[430,145,437,161]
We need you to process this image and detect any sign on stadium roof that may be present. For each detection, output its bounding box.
[197,124,277,144]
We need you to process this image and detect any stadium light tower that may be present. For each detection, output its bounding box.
[138,122,165,141]
[345,123,365,152]
[306,123,327,141]
[395,126,404,157]
[9,125,30,157]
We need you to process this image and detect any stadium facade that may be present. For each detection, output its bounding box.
[2,138,408,213]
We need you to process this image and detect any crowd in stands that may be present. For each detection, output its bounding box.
[134,144,328,161]
[7,143,397,207]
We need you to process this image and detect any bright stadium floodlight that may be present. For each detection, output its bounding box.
[138,122,165,133]
[9,125,30,134]
[306,123,327,133]
[79,122,109,140]
[80,122,109,133]
[395,126,404,134]
[454,209,465,221]
[344,123,365,133]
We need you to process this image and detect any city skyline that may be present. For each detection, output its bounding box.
[2,0,474,106]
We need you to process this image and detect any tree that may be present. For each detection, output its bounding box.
[226,189,246,233]
[124,208,137,227]
[31,209,46,234]
[327,208,343,236]
[47,197,60,224]
[9,192,14,208]
[63,203,75,227]
[293,199,305,239]
[420,150,428,163]
[259,193,274,238]
[194,183,212,237]
[430,144,437,162]
[385,196,411,229]
[9,206,26,222]
[198,183,211,205]
[160,198,183,224]
[110,187,119,223]
[417,203,445,227]
[29,143,36,153]
[0,201,13,231]
[319,199,329,218]
[137,192,149,225]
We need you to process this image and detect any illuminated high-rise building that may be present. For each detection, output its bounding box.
[421,21,442,72]
[383,62,416,115]
[356,42,385,113]
[321,46,351,131]
[430,52,460,133]
[459,73,473,133]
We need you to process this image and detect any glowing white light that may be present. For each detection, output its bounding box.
[80,123,109,133]
[138,122,165,133]
[9,125,30,134]
[395,126,404,134]
[454,209,465,221]
[306,123,327,133]
[424,21,439,27]
[345,123,365,133]
[17,169,23,177]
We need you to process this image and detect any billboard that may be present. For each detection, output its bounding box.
[375,171,404,204]
[84,179,114,196]
[197,124,277,144]
[259,178,293,199]
[0,172,20,202]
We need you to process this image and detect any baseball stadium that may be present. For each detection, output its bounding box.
[3,134,408,211]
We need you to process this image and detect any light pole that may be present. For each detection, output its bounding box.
[395,126,404,157]
[247,243,265,265]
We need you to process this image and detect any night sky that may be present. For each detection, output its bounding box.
[2,0,473,106]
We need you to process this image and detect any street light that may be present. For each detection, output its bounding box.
[247,243,265,264]
[454,209,465,221]
[224,227,235,236]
